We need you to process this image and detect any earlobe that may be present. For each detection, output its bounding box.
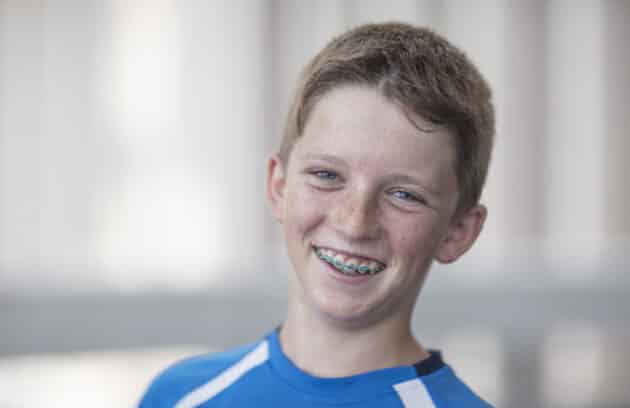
[265,155,287,223]
[435,204,487,264]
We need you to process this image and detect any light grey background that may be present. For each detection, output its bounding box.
[1,1,629,407]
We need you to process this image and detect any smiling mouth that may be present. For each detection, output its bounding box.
[313,245,386,276]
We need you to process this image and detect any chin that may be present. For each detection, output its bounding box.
[309,290,387,327]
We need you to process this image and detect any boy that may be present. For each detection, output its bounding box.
[140,22,495,407]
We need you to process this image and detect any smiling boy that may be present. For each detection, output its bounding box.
[140,22,495,407]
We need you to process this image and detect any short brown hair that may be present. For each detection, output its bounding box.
[277,22,495,215]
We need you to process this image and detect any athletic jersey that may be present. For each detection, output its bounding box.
[139,329,492,407]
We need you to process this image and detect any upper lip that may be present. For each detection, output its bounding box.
[313,244,387,266]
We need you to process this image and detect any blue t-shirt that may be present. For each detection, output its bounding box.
[139,329,492,407]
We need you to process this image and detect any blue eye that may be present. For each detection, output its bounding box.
[312,170,338,180]
[391,189,423,203]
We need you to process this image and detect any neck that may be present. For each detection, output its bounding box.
[279,298,429,378]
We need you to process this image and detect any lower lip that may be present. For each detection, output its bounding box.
[315,252,377,285]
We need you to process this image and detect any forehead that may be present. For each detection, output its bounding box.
[295,86,456,183]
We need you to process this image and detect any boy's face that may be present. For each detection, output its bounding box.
[267,86,485,326]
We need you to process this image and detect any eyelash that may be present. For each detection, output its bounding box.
[390,189,425,205]
[311,170,338,181]
[306,169,427,207]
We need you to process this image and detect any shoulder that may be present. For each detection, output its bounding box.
[138,340,264,408]
[420,365,493,408]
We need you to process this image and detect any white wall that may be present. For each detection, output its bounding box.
[1,1,629,407]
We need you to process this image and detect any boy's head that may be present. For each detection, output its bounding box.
[277,22,495,216]
[267,22,495,325]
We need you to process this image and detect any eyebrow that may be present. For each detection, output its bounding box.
[386,173,442,197]
[299,153,347,166]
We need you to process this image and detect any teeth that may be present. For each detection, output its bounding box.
[314,246,385,276]
[358,263,370,275]
[332,254,345,267]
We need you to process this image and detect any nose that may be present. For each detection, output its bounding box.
[330,187,382,240]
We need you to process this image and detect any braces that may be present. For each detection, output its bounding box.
[314,247,384,275]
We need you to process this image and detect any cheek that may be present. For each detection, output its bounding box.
[285,184,329,233]
[390,217,443,259]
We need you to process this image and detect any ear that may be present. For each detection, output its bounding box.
[435,204,487,264]
[265,154,287,223]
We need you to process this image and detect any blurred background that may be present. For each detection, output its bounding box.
[1,1,629,407]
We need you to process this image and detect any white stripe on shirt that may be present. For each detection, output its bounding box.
[174,340,269,408]
[393,378,437,408]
